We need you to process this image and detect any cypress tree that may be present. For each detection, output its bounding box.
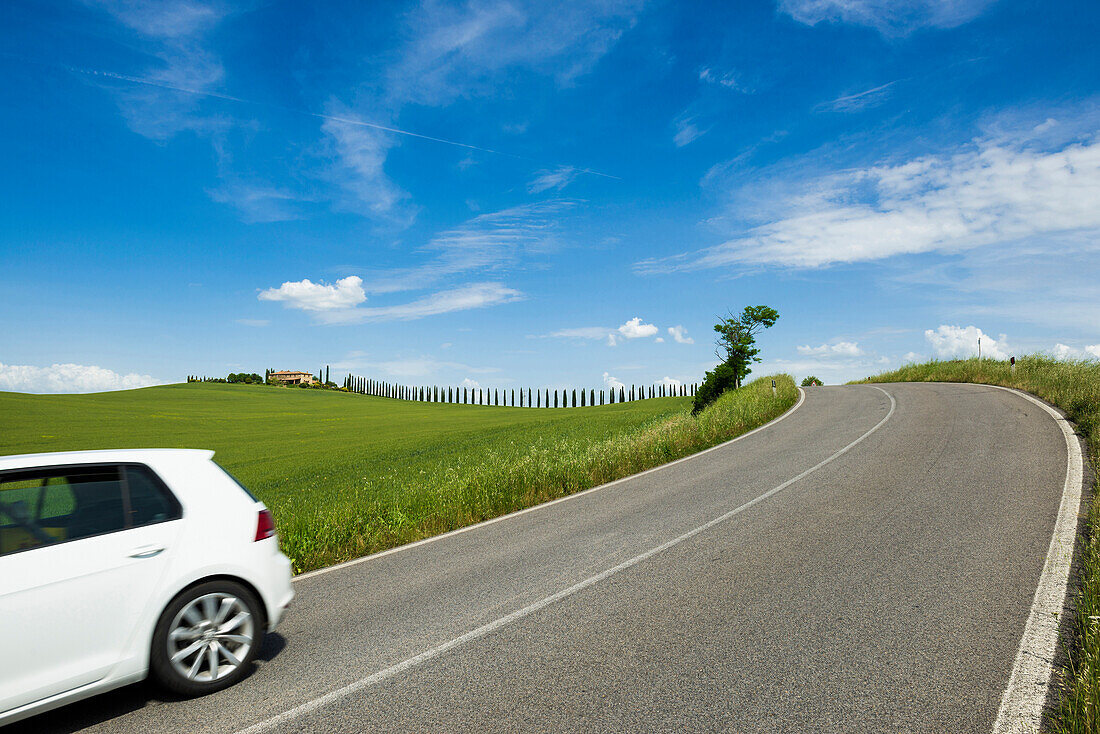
[554,391,558,408]
[494,389,498,406]
[580,389,585,407]
[620,386,625,402]
[511,389,515,407]
[590,389,595,406]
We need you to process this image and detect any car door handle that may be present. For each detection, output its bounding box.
[129,545,166,559]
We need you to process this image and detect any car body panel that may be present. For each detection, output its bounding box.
[0,449,294,726]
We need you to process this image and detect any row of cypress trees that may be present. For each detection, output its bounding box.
[342,375,698,407]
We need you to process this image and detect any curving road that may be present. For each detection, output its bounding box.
[11,383,1079,733]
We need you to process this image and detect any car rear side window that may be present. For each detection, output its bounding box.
[0,463,181,557]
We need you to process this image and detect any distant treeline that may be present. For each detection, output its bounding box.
[342,374,697,407]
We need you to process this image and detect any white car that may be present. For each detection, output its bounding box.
[0,449,294,726]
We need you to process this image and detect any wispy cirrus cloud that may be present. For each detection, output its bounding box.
[528,166,579,193]
[778,0,996,36]
[354,200,578,294]
[820,80,898,112]
[315,282,523,325]
[639,123,1100,273]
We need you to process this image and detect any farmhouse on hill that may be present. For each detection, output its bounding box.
[270,370,314,385]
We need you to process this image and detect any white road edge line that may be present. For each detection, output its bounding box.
[991,386,1085,734]
[238,386,895,734]
[293,386,808,583]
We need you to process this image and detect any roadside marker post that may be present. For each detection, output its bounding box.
[1011,356,1016,376]
[771,379,776,396]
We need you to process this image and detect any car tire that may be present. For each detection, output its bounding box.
[149,580,266,697]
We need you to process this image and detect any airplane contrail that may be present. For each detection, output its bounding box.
[67,64,622,180]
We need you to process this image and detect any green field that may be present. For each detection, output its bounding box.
[856,356,1099,733]
[0,376,798,573]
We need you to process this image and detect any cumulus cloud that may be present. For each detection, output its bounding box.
[903,351,924,363]
[925,325,1010,360]
[668,325,694,344]
[0,362,162,394]
[258,275,367,311]
[1051,343,1100,360]
[603,371,625,390]
[460,377,481,389]
[659,376,682,387]
[796,341,863,357]
[618,317,658,339]
[639,130,1100,272]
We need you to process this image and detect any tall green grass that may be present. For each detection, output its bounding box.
[854,356,1100,732]
[0,375,797,574]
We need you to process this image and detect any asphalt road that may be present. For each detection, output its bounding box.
[13,383,1073,733]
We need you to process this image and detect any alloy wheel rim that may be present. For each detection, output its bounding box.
[167,592,254,682]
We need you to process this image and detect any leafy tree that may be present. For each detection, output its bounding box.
[693,305,780,414]
[713,305,779,389]
[801,376,823,387]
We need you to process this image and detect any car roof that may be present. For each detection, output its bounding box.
[0,448,216,473]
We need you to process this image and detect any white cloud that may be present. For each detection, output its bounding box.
[387,0,644,107]
[208,181,306,223]
[618,317,658,339]
[1050,343,1100,361]
[527,166,579,193]
[668,325,694,344]
[603,372,625,390]
[903,351,924,363]
[654,337,665,343]
[796,341,863,357]
[778,0,994,35]
[925,325,1010,360]
[460,377,482,389]
[821,81,897,112]
[699,67,749,92]
[673,116,707,148]
[659,376,682,387]
[332,352,499,379]
[0,362,162,394]
[321,109,410,221]
[639,131,1100,272]
[317,282,523,324]
[1052,343,1077,360]
[258,276,367,312]
[551,317,660,347]
[359,200,577,294]
[551,326,614,340]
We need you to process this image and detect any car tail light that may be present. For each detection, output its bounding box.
[255,509,276,541]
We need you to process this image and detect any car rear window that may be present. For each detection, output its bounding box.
[215,463,260,502]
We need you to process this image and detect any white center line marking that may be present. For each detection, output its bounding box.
[240,386,894,734]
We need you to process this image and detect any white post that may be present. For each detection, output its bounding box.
[771,379,777,396]
[978,337,982,361]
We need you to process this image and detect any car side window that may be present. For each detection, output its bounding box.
[125,465,182,527]
[0,463,180,557]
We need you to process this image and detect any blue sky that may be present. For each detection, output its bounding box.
[2,0,1098,393]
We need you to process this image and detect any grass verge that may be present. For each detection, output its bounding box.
[852,356,1099,732]
[0,374,797,574]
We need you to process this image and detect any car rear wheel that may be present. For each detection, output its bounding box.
[150,580,265,696]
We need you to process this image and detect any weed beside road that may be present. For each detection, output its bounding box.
[854,357,1099,733]
[0,375,797,574]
